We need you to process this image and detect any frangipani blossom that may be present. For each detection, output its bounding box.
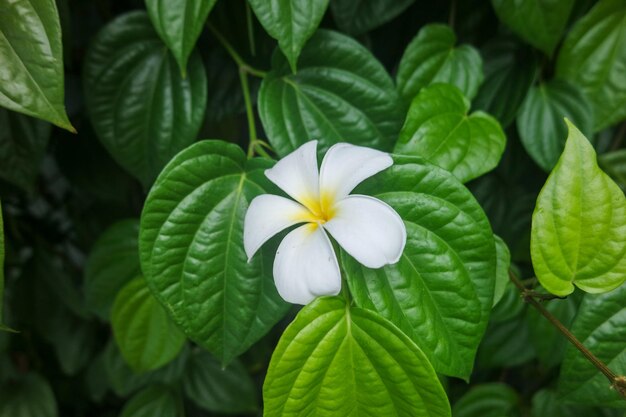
[243,141,407,305]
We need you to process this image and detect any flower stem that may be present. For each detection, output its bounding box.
[509,269,626,399]
[207,23,267,78]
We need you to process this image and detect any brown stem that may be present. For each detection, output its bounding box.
[509,270,626,400]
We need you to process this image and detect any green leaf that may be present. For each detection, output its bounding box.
[556,0,626,131]
[558,284,626,407]
[83,11,207,186]
[85,350,109,403]
[120,386,182,417]
[183,349,258,414]
[330,0,415,35]
[0,109,51,192]
[0,200,5,330]
[491,0,575,55]
[0,373,58,417]
[0,0,73,131]
[263,297,451,417]
[85,219,141,320]
[531,389,620,417]
[517,80,594,171]
[145,0,217,74]
[111,277,186,372]
[342,156,496,380]
[139,140,289,364]
[493,235,511,307]
[473,39,537,128]
[258,29,403,157]
[531,120,626,296]
[452,383,520,417]
[396,24,483,104]
[600,150,626,191]
[248,0,329,73]
[395,84,506,183]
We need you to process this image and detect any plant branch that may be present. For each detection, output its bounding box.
[238,68,258,157]
[207,23,267,78]
[509,270,626,399]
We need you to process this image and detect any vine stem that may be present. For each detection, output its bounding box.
[207,23,267,78]
[508,270,626,399]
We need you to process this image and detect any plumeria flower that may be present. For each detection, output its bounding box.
[243,141,406,305]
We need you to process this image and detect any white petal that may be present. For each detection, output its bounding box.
[273,223,341,305]
[244,195,312,260]
[265,141,321,214]
[319,143,392,202]
[324,195,406,268]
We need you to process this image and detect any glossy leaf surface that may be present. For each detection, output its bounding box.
[395,84,506,183]
[258,29,402,156]
[531,121,626,296]
[263,297,451,417]
[330,0,415,35]
[343,156,496,379]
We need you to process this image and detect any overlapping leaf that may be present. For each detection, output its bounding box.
[120,386,181,417]
[396,24,483,104]
[248,0,329,72]
[330,0,415,35]
[0,0,73,131]
[395,84,506,183]
[263,297,451,417]
[0,373,58,417]
[531,120,626,296]
[492,235,510,307]
[83,11,207,186]
[517,80,593,171]
[452,383,520,417]
[342,156,496,379]
[258,29,403,156]
[139,140,289,364]
[556,0,626,131]
[558,284,626,407]
[145,0,217,74]
[491,0,575,55]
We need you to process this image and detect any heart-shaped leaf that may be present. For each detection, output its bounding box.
[85,219,141,320]
[396,24,483,104]
[120,386,181,417]
[473,39,537,128]
[0,373,58,417]
[558,284,626,407]
[395,84,506,183]
[145,0,217,74]
[263,296,451,417]
[330,0,415,35]
[517,80,594,171]
[491,0,575,56]
[0,0,73,131]
[83,11,207,186]
[556,0,626,131]
[258,29,403,157]
[452,383,520,417]
[248,0,329,73]
[139,140,289,364]
[111,277,186,372]
[342,156,496,379]
[531,120,626,296]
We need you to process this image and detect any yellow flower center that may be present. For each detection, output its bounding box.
[297,191,336,224]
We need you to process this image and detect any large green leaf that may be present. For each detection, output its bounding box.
[330,0,415,35]
[531,120,626,296]
[473,39,537,128]
[491,0,575,55]
[0,373,58,417]
[395,84,506,183]
[263,297,451,417]
[84,219,141,320]
[145,0,217,74]
[556,0,626,131]
[111,277,186,372]
[342,156,496,379]
[183,350,258,414]
[120,386,181,417]
[0,0,73,131]
[258,29,403,157]
[139,140,289,364]
[83,11,207,186]
[0,109,51,192]
[452,383,520,417]
[248,0,329,73]
[517,80,594,171]
[396,24,483,105]
[558,284,626,407]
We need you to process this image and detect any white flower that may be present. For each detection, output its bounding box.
[243,141,407,305]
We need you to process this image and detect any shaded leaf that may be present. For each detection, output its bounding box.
[330,0,415,35]
[452,383,520,417]
[120,386,181,417]
[493,235,511,306]
[0,373,58,417]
